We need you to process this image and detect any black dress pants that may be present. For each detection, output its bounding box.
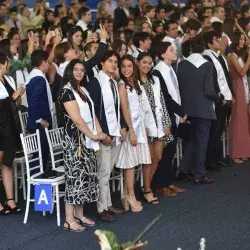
[207,104,229,165]
[179,118,212,180]
[153,141,177,189]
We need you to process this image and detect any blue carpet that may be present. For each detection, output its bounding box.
[1,162,250,250]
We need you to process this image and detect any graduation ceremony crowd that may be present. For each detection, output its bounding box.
[0,0,250,233]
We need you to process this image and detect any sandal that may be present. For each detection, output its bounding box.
[234,159,244,164]
[142,191,159,205]
[6,198,22,214]
[74,216,96,227]
[0,205,10,215]
[63,221,86,232]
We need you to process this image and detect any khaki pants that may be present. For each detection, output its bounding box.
[97,140,121,213]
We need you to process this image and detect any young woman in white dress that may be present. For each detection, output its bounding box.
[116,54,151,212]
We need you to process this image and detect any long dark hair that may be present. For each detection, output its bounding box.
[119,54,142,95]
[67,26,84,51]
[0,39,12,59]
[137,52,154,85]
[231,31,246,59]
[62,59,88,101]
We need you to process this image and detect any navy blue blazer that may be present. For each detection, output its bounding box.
[26,76,51,131]
[177,61,217,120]
[86,77,127,137]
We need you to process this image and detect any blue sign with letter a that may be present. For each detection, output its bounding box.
[34,184,52,212]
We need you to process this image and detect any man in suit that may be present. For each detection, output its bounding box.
[87,50,127,223]
[76,6,92,32]
[131,32,152,59]
[114,0,131,30]
[203,30,233,170]
[178,36,218,184]
[152,41,187,196]
[26,50,52,173]
[134,0,147,18]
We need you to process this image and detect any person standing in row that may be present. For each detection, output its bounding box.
[59,59,106,232]
[137,52,173,203]
[116,55,151,212]
[203,30,233,171]
[87,50,127,223]
[26,50,53,174]
[178,35,218,184]
[0,53,24,214]
[228,31,250,163]
[153,42,186,196]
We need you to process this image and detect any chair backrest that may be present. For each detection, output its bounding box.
[18,111,28,135]
[52,102,58,129]
[45,127,64,170]
[20,129,43,179]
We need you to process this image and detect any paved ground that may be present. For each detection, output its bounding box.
[1,161,250,250]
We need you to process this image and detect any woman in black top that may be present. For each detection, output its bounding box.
[0,53,25,215]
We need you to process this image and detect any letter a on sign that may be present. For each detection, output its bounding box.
[35,184,52,211]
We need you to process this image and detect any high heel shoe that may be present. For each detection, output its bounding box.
[121,193,141,210]
[121,196,130,211]
[125,196,143,213]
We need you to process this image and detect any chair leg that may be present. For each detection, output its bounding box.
[136,167,140,182]
[55,185,60,226]
[222,132,226,158]
[23,182,31,224]
[51,187,55,214]
[176,142,180,168]
[179,140,183,160]
[112,170,115,192]
[21,163,26,200]
[140,165,143,187]
[120,169,123,196]
[14,164,18,202]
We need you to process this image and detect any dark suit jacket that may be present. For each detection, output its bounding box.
[114,7,128,29]
[86,77,127,137]
[153,69,185,129]
[134,5,142,18]
[177,60,217,120]
[26,76,51,131]
[85,41,109,78]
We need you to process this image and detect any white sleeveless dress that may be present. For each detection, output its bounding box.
[116,84,151,169]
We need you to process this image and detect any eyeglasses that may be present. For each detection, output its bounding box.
[73,68,85,73]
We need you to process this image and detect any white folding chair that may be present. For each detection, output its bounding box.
[45,127,64,173]
[52,103,58,129]
[175,138,183,168]
[110,167,123,193]
[18,111,28,135]
[20,130,65,226]
[13,111,29,202]
[135,165,143,187]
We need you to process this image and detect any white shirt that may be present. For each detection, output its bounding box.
[145,16,152,27]
[76,20,88,31]
[132,47,144,59]
[210,16,223,23]
[123,8,130,18]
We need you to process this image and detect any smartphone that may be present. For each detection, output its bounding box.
[29,31,34,37]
